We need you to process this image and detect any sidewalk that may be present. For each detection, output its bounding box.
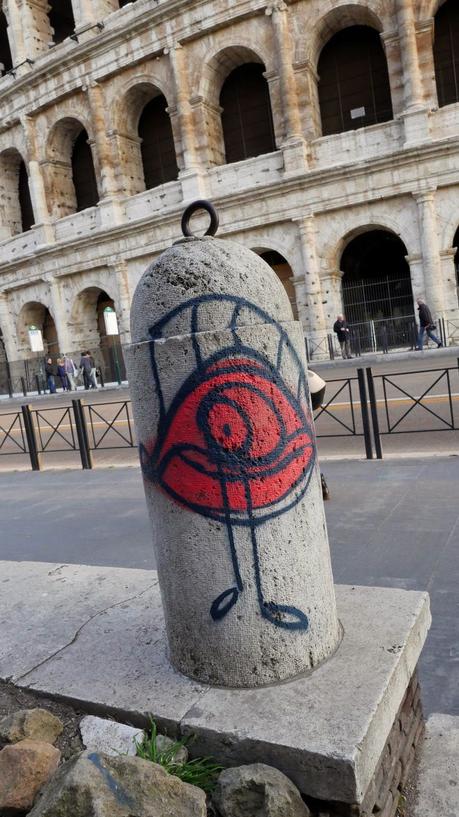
[310,344,459,371]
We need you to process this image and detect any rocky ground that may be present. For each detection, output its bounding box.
[0,679,419,817]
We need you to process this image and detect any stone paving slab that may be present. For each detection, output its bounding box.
[414,713,459,817]
[0,560,430,804]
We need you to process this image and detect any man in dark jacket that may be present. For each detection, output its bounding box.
[416,298,443,351]
[333,314,352,359]
[44,358,56,394]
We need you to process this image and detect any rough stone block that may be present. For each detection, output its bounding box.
[80,715,143,757]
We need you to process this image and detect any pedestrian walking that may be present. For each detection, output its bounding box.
[416,298,443,351]
[44,358,57,394]
[56,358,70,391]
[63,354,78,391]
[333,314,352,359]
[89,354,98,389]
[79,352,92,390]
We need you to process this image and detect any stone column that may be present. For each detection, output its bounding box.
[295,215,327,337]
[21,115,55,245]
[0,292,19,359]
[114,259,132,347]
[166,42,208,200]
[267,0,308,173]
[47,277,72,354]
[396,0,430,144]
[321,270,343,329]
[439,249,459,320]
[16,0,53,59]
[413,189,444,319]
[126,231,340,687]
[4,0,27,70]
[86,81,125,226]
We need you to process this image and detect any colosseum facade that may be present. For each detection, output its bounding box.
[0,0,458,374]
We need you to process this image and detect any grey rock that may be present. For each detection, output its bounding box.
[213,763,311,817]
[80,715,143,757]
[155,733,189,764]
[29,749,207,817]
[0,709,63,746]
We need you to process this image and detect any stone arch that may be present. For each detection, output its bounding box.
[311,4,385,68]
[44,117,98,218]
[69,285,123,379]
[316,9,393,136]
[433,0,459,108]
[0,148,34,237]
[252,247,298,319]
[115,81,178,196]
[0,8,13,74]
[200,45,274,166]
[16,301,58,356]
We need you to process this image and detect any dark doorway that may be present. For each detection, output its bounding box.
[454,226,459,288]
[318,26,393,136]
[48,0,75,44]
[0,11,13,74]
[341,231,414,351]
[138,95,178,190]
[259,251,298,319]
[72,130,99,212]
[43,308,58,354]
[18,161,34,232]
[220,63,276,164]
[119,0,137,5]
[96,291,125,382]
[434,0,459,107]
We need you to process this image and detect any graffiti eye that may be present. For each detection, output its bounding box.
[144,356,315,523]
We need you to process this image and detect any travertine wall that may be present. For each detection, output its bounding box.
[0,0,457,360]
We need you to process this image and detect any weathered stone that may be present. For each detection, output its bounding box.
[127,235,340,687]
[29,750,207,817]
[0,739,61,815]
[79,715,143,757]
[213,763,311,817]
[155,733,189,764]
[0,708,63,746]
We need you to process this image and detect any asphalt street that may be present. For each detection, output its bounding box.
[0,457,457,717]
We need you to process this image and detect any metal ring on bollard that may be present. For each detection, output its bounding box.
[181,200,219,238]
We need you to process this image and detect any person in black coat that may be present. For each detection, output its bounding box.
[416,298,443,351]
[333,314,352,359]
[44,358,56,394]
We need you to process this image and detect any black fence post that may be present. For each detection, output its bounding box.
[20,376,27,396]
[357,368,373,460]
[327,334,334,360]
[98,367,105,388]
[304,337,310,363]
[72,399,93,470]
[21,404,41,471]
[35,374,42,395]
[366,367,383,460]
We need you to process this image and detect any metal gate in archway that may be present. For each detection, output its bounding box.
[342,275,416,352]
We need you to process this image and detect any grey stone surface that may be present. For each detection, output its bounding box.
[126,235,340,686]
[213,763,311,816]
[414,713,459,817]
[28,750,207,817]
[0,560,430,805]
[80,715,143,757]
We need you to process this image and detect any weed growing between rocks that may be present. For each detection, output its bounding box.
[135,718,223,793]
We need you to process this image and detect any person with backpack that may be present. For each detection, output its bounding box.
[416,298,443,351]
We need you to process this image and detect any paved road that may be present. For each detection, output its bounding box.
[0,349,458,468]
[0,457,457,716]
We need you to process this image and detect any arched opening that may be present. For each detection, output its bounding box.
[0,11,13,74]
[71,130,99,212]
[48,0,75,44]
[220,63,276,164]
[340,230,413,350]
[138,95,178,190]
[256,250,298,320]
[70,287,125,381]
[434,0,459,107]
[19,161,34,232]
[0,150,35,237]
[318,26,393,136]
[119,0,137,5]
[17,302,58,357]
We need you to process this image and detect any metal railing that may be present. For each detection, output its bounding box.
[0,363,457,469]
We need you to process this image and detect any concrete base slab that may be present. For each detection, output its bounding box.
[414,714,459,817]
[0,561,430,806]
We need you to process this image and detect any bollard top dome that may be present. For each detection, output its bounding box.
[130,202,294,344]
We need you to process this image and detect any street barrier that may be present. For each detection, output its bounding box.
[0,362,457,469]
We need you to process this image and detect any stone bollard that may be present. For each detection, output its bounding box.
[126,201,340,687]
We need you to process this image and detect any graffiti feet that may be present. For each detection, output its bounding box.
[210,587,240,621]
[261,601,309,631]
